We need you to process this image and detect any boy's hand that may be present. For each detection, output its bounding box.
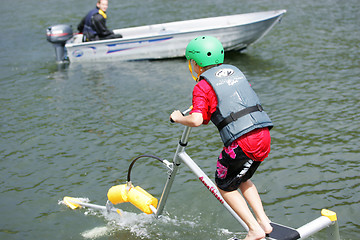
[170,111,203,127]
[170,110,183,123]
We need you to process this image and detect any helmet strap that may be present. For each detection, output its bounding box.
[188,60,198,81]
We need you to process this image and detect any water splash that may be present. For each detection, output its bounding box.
[58,197,91,207]
[59,198,246,239]
[81,226,110,239]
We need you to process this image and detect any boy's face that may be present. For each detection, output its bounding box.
[190,60,201,74]
[97,0,108,12]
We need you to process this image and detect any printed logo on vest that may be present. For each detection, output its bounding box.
[215,68,234,78]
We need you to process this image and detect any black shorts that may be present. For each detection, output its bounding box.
[215,144,261,192]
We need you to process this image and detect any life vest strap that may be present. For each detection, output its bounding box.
[216,104,264,131]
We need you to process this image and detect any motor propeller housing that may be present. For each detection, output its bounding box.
[46,24,73,63]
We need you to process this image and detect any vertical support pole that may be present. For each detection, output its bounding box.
[155,126,192,218]
[321,209,340,240]
[154,157,180,218]
[326,221,340,240]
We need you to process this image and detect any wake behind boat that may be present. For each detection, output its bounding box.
[46,10,286,63]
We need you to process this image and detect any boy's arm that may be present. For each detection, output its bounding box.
[93,14,113,37]
[170,111,203,127]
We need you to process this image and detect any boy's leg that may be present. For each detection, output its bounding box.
[218,188,265,240]
[239,180,272,234]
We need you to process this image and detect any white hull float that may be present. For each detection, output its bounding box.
[47,10,286,63]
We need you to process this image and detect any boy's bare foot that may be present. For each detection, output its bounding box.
[242,227,265,240]
[258,219,273,234]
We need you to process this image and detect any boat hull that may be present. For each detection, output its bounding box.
[65,10,286,62]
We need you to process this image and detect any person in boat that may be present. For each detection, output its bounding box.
[170,36,273,240]
[77,0,122,42]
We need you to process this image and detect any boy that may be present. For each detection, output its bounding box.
[170,36,273,240]
[77,0,122,41]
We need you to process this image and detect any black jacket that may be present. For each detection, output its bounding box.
[77,8,121,41]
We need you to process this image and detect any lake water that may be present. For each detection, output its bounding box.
[0,0,359,239]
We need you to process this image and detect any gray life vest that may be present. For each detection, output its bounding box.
[200,64,273,147]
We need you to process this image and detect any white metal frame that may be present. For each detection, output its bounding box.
[153,115,340,239]
[154,125,249,229]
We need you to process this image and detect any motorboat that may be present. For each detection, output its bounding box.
[46,10,286,63]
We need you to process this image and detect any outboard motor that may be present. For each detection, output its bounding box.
[46,24,73,63]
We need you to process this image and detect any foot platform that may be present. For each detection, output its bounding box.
[228,222,300,240]
[230,209,340,240]
[266,222,300,240]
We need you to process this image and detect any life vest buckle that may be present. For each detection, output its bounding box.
[256,104,263,112]
[230,112,237,121]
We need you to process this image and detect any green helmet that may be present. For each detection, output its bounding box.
[185,36,224,67]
